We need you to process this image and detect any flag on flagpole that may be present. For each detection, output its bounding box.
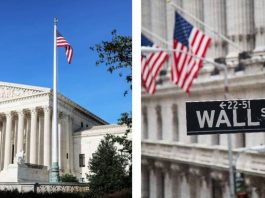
[141,34,168,94]
[170,12,211,93]
[57,31,73,64]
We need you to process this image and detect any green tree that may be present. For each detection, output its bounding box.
[87,136,128,197]
[90,30,132,196]
[90,30,132,96]
[106,112,132,187]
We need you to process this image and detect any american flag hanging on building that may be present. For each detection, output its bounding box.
[141,34,168,94]
[171,12,211,93]
[57,31,73,64]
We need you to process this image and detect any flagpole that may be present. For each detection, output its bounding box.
[50,17,60,183]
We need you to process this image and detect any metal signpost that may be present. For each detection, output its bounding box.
[186,99,265,135]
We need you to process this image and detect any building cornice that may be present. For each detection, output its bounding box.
[73,124,127,138]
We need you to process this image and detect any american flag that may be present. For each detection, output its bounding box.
[171,12,211,93]
[141,34,168,94]
[57,31,73,64]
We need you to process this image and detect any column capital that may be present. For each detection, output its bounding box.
[30,108,37,115]
[17,110,25,117]
[210,170,228,181]
[5,111,13,118]
[43,106,51,113]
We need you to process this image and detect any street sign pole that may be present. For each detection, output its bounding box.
[224,67,235,198]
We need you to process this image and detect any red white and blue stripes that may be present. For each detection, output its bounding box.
[57,31,73,64]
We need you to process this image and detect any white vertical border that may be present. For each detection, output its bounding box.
[132,0,141,197]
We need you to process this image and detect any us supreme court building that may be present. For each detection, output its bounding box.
[0,81,126,182]
[142,0,265,198]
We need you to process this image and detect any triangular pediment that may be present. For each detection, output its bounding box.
[0,81,51,101]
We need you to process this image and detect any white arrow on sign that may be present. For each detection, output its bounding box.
[220,102,226,109]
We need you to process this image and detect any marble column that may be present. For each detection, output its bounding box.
[203,0,227,58]
[58,117,62,170]
[64,114,71,172]
[219,134,228,147]
[30,108,37,164]
[150,0,167,47]
[43,106,51,168]
[154,161,165,198]
[69,117,74,173]
[12,118,18,163]
[4,112,12,169]
[16,110,25,154]
[141,165,150,198]
[164,169,172,198]
[0,123,2,170]
[182,0,204,31]
[199,177,211,198]
[142,0,152,31]
[0,121,4,170]
[245,132,263,147]
[25,115,30,162]
[254,0,265,51]
[226,0,255,57]
[180,174,190,198]
[170,164,182,198]
[149,168,157,198]
[38,115,44,165]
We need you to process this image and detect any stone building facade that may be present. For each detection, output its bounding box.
[0,81,126,182]
[142,0,265,197]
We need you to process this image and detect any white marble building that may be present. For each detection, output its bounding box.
[0,81,126,182]
[142,0,265,197]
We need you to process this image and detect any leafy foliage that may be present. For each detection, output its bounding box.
[87,136,129,197]
[60,173,78,183]
[107,112,132,182]
[90,30,132,197]
[90,30,132,96]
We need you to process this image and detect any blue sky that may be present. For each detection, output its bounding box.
[0,0,132,124]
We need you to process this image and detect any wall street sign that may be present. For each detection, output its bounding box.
[186,99,265,135]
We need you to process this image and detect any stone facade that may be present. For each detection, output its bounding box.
[142,0,265,197]
[0,81,126,182]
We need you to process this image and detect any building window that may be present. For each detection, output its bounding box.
[172,104,179,141]
[142,106,148,139]
[81,122,83,128]
[156,105,162,140]
[79,154,85,167]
